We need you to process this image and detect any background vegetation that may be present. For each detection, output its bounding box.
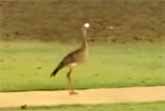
[0,0,165,42]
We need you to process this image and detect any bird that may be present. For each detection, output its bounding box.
[50,23,90,95]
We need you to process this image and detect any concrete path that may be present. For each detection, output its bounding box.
[0,86,165,108]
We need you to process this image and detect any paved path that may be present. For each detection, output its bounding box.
[0,86,165,108]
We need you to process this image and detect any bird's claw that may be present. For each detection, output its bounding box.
[69,91,78,95]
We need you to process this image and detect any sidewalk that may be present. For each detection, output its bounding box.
[0,86,165,108]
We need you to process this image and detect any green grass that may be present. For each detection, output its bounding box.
[1,102,165,111]
[0,41,165,91]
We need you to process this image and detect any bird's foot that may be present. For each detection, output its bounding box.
[69,91,78,95]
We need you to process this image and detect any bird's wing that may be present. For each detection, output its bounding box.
[61,48,81,65]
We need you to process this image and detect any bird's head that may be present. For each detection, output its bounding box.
[81,23,90,38]
[84,23,90,29]
[82,23,90,30]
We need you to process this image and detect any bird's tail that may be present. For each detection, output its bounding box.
[50,62,64,77]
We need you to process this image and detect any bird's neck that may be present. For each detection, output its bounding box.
[81,28,88,50]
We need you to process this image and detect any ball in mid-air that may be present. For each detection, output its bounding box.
[84,23,90,28]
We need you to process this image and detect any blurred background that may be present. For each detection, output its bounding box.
[0,0,165,43]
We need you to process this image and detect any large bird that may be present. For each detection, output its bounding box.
[51,23,90,95]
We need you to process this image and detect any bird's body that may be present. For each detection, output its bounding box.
[51,47,88,76]
[51,23,90,95]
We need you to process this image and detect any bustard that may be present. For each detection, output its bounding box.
[50,23,90,95]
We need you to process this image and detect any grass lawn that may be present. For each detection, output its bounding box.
[1,102,165,111]
[0,41,164,91]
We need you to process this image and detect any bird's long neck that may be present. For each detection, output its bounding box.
[81,28,88,50]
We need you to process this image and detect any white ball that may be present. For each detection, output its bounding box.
[84,23,90,28]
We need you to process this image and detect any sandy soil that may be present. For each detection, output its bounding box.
[0,86,165,108]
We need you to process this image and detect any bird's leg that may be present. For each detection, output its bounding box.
[66,67,78,95]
